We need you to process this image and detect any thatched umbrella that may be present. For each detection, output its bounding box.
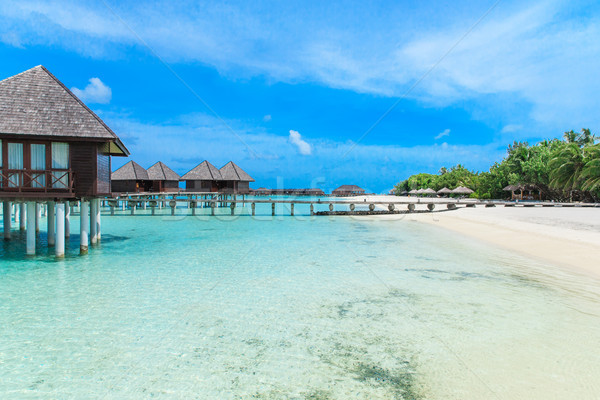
[409,189,418,195]
[452,186,474,195]
[422,188,437,196]
[437,187,452,195]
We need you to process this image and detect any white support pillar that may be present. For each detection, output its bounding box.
[35,203,40,232]
[80,200,89,254]
[20,203,26,231]
[3,201,11,240]
[95,199,101,242]
[65,202,71,238]
[55,203,65,258]
[26,202,36,255]
[47,201,55,246]
[90,199,98,245]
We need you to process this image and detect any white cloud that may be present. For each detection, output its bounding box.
[434,129,450,140]
[501,124,522,133]
[71,77,112,104]
[2,1,599,132]
[288,130,312,155]
[263,114,272,122]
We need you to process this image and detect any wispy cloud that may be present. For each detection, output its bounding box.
[71,77,112,104]
[434,128,450,140]
[1,1,598,132]
[104,111,505,191]
[263,114,272,122]
[501,124,522,133]
[288,130,312,155]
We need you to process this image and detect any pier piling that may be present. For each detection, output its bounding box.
[26,202,35,255]
[3,201,11,240]
[80,200,89,254]
[65,202,70,238]
[251,203,255,216]
[20,203,26,231]
[55,203,65,258]
[47,201,55,246]
[90,200,98,245]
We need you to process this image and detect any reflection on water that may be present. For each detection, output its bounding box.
[1,204,600,399]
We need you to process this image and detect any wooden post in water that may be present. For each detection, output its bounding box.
[26,202,36,255]
[290,203,294,216]
[230,202,236,215]
[90,200,98,245]
[170,200,176,216]
[251,203,255,216]
[95,199,101,242]
[47,201,55,246]
[211,202,215,216]
[80,200,89,254]
[35,203,40,232]
[110,203,115,215]
[4,201,12,240]
[55,202,65,258]
[349,204,355,213]
[310,204,314,216]
[65,202,70,238]
[272,203,275,216]
[20,203,26,231]
[329,203,334,212]
[130,201,136,215]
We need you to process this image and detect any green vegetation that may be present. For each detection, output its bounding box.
[394,129,600,201]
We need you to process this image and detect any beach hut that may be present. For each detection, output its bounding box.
[437,187,452,196]
[146,161,180,192]
[332,185,366,196]
[111,161,150,193]
[503,184,541,201]
[254,187,271,195]
[181,160,222,192]
[219,161,255,194]
[452,186,474,196]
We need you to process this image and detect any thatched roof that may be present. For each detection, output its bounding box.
[422,188,437,194]
[503,185,518,191]
[219,161,254,182]
[409,189,418,194]
[147,161,180,181]
[437,187,452,194]
[333,185,365,192]
[112,161,149,181]
[0,65,129,156]
[181,160,223,180]
[452,186,474,194]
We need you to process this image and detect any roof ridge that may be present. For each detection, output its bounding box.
[0,65,43,85]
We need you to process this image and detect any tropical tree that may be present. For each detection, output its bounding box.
[581,144,600,193]
[548,143,585,200]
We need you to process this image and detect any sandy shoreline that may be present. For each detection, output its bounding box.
[348,195,600,280]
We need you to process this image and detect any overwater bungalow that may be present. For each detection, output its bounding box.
[181,160,223,192]
[332,185,366,196]
[219,161,254,194]
[146,161,180,192]
[0,65,129,255]
[111,161,150,193]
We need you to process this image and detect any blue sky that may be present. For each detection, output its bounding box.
[1,0,599,192]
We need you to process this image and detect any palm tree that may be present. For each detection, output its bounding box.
[548,143,585,200]
[581,144,600,192]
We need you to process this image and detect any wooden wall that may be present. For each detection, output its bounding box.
[71,142,97,197]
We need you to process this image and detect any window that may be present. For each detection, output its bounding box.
[8,142,23,187]
[31,144,46,188]
[51,142,69,188]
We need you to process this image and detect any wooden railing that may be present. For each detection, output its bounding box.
[0,169,75,193]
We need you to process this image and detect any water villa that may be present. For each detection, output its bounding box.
[146,161,180,192]
[181,160,222,192]
[111,160,150,193]
[332,185,366,196]
[219,161,254,194]
[0,65,129,256]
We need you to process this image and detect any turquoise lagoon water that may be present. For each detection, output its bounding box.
[1,201,600,399]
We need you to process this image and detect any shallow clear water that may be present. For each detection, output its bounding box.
[1,202,600,399]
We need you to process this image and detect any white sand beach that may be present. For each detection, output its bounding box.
[349,195,600,279]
